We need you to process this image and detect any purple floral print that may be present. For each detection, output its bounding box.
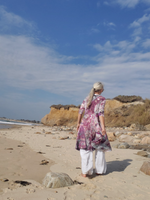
[76,95,112,151]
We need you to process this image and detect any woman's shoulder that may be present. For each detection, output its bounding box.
[97,95,105,101]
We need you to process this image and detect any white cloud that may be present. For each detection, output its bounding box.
[108,22,116,27]
[104,41,112,49]
[0,33,150,121]
[113,0,140,8]
[93,41,112,52]
[0,6,35,33]
[91,28,100,33]
[94,40,135,54]
[134,36,141,42]
[129,14,150,37]
[1,34,150,100]
[103,21,116,30]
[0,35,86,96]
[129,14,150,28]
[93,43,103,51]
[111,0,150,8]
[142,39,150,48]
[116,40,136,51]
[132,27,142,36]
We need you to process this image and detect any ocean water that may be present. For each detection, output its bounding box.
[0,120,34,129]
[0,124,13,129]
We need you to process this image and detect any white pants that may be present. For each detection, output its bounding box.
[80,149,107,175]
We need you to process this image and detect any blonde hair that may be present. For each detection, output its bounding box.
[87,82,104,108]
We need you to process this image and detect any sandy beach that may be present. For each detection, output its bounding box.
[0,125,150,200]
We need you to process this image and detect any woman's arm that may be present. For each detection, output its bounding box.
[99,115,106,135]
[77,113,82,131]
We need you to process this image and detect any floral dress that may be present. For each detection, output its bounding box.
[76,95,112,152]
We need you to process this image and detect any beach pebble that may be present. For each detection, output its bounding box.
[140,161,150,175]
[69,132,74,135]
[127,132,132,136]
[59,136,69,140]
[141,136,150,145]
[114,131,122,137]
[107,132,116,141]
[5,148,13,150]
[42,172,74,188]
[37,151,45,154]
[117,142,130,149]
[26,188,36,194]
[136,151,148,157]
[119,135,133,143]
[35,132,41,134]
[112,143,119,148]
[46,132,52,134]
[40,160,49,165]
[133,139,141,144]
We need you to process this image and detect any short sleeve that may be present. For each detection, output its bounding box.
[79,100,85,114]
[98,99,106,117]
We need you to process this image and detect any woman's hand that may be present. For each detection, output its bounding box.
[102,129,106,136]
[77,124,80,131]
[99,116,106,136]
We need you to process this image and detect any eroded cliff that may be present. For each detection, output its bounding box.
[41,96,150,127]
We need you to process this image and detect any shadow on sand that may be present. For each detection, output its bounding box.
[88,159,132,179]
[106,159,132,174]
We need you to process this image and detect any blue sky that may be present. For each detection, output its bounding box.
[0,0,150,120]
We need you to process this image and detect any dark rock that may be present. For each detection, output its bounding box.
[14,180,31,186]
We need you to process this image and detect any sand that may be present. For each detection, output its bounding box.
[0,125,150,200]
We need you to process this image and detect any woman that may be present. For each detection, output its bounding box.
[76,82,111,177]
